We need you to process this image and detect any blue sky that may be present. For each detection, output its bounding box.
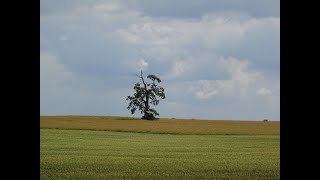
[40,0,280,120]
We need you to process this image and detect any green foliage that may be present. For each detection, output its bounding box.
[41,129,280,179]
[126,71,165,120]
[147,74,161,83]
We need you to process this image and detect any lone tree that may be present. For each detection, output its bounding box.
[126,70,166,120]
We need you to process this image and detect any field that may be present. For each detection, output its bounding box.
[40,116,279,135]
[40,116,280,179]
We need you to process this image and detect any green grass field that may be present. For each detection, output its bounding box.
[41,119,280,180]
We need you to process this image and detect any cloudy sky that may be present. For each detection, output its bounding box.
[40,0,280,120]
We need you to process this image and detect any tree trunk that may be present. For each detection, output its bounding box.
[143,91,155,120]
[142,93,150,119]
[140,71,154,120]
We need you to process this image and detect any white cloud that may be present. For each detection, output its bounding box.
[93,1,121,13]
[59,35,67,41]
[190,57,262,99]
[173,61,189,76]
[222,57,262,96]
[257,88,272,96]
[40,51,133,115]
[115,14,279,58]
[195,80,219,99]
[40,51,75,86]
[41,1,279,120]
[136,58,148,71]
[116,29,143,44]
[40,51,78,114]
[162,60,192,79]
[190,80,221,99]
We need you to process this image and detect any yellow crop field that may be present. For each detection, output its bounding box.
[40,116,279,135]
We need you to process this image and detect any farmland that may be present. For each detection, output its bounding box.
[40,116,279,135]
[40,116,280,179]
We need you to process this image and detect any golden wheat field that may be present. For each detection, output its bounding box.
[40,116,279,135]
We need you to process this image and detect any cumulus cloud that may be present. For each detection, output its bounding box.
[40,0,279,120]
[257,88,272,96]
[113,13,279,85]
[115,14,279,57]
[195,80,219,99]
[40,51,77,114]
[222,57,262,96]
[126,0,279,18]
[40,51,75,86]
[136,58,148,71]
[93,0,122,13]
[161,60,193,79]
[40,51,135,116]
[189,57,262,99]
[59,35,67,41]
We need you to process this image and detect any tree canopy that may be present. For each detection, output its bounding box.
[126,71,165,120]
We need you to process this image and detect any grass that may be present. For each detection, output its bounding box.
[40,128,279,179]
[40,116,279,135]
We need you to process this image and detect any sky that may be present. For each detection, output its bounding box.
[40,0,280,121]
